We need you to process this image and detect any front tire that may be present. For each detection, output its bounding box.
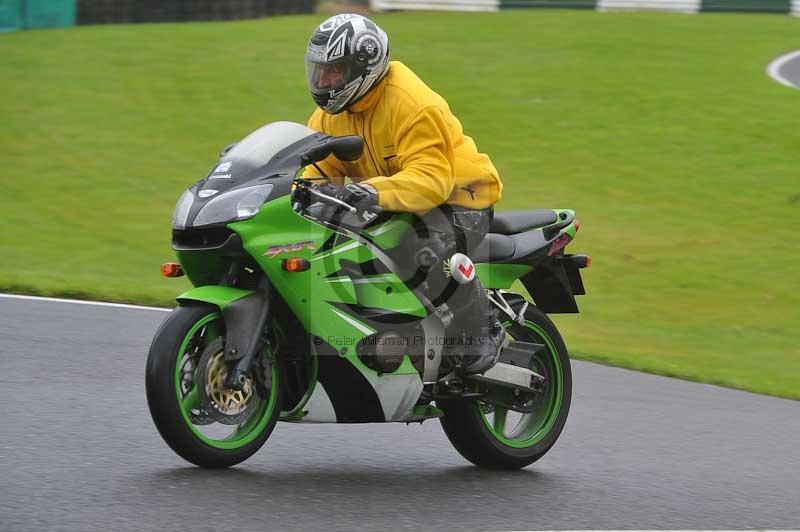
[146,304,282,468]
[438,301,572,469]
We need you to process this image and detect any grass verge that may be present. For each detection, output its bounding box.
[1,10,798,399]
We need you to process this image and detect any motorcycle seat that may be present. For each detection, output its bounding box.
[472,229,548,264]
[490,210,558,235]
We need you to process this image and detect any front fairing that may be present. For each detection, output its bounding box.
[178,121,328,229]
[170,122,434,424]
[229,196,425,323]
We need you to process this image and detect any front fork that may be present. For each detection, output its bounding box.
[222,286,272,390]
[176,276,273,392]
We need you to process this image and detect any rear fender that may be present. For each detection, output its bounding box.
[521,254,589,314]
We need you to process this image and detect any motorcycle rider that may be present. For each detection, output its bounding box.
[303,13,505,375]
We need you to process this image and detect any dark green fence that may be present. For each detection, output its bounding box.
[0,0,76,31]
[700,0,791,12]
[77,0,315,24]
[501,0,596,8]
[0,0,316,31]
[24,0,76,29]
[0,0,22,32]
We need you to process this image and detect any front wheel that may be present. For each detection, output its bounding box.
[146,304,282,468]
[438,300,572,469]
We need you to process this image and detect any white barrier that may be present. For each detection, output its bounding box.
[370,0,499,11]
[372,0,797,14]
[597,0,700,12]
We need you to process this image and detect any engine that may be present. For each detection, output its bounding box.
[357,328,425,375]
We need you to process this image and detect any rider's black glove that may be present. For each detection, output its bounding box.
[337,183,379,213]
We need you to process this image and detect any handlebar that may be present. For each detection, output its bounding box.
[293,179,383,222]
[306,187,357,214]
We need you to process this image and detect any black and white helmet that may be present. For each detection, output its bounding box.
[305,14,390,114]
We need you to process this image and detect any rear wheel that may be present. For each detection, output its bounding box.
[438,300,572,469]
[146,304,282,467]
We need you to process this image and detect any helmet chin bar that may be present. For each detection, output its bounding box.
[319,76,367,114]
[319,62,389,115]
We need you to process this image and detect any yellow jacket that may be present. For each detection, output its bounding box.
[304,61,502,213]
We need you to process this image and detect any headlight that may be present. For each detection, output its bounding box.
[193,184,274,227]
[172,189,195,230]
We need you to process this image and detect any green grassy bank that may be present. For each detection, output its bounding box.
[1,11,798,399]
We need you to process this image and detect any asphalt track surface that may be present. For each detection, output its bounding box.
[768,50,800,88]
[2,296,798,532]
[780,57,800,86]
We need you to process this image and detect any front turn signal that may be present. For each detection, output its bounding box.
[282,258,310,272]
[161,262,184,277]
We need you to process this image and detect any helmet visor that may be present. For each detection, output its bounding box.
[305,58,352,93]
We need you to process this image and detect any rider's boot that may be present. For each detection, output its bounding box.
[442,280,507,376]
[459,313,506,375]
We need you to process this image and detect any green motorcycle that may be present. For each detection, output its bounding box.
[146,121,589,469]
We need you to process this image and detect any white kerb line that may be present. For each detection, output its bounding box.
[0,293,171,312]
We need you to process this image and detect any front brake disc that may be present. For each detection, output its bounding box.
[196,338,258,426]
[179,353,214,425]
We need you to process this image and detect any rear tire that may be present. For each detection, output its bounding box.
[438,301,572,469]
[146,304,282,468]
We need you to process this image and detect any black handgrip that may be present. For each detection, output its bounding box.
[300,143,332,166]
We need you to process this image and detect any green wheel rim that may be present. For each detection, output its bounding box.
[173,313,279,450]
[478,319,564,448]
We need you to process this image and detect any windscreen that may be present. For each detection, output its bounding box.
[210,121,318,179]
